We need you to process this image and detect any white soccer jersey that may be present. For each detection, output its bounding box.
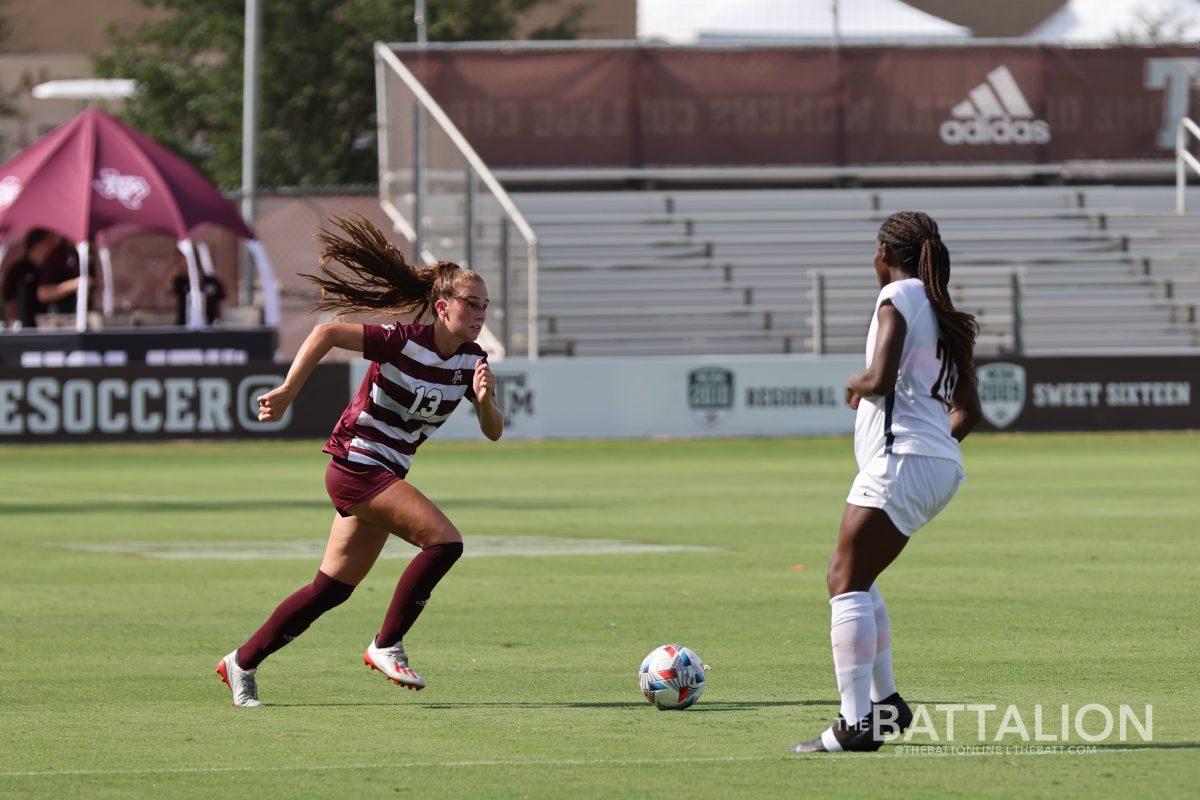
[853,278,963,470]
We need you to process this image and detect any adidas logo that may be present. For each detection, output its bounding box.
[939,66,1051,146]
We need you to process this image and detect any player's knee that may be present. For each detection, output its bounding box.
[316,570,356,606]
[412,523,461,549]
[429,539,463,562]
[430,526,462,548]
[826,555,846,596]
[826,552,860,597]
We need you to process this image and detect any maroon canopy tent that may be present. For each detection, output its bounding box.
[0,107,279,330]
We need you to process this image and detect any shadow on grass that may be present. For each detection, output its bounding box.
[271,700,839,711]
[434,498,603,511]
[0,497,594,515]
[0,499,334,515]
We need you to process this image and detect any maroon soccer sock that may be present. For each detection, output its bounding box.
[375,541,463,648]
[236,570,355,669]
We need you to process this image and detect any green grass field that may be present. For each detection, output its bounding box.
[0,433,1197,798]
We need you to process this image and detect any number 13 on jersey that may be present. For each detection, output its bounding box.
[408,386,443,419]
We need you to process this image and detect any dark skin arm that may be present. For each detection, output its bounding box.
[845,301,906,409]
[950,380,982,441]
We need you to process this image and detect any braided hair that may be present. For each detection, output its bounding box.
[876,211,978,409]
[301,214,483,321]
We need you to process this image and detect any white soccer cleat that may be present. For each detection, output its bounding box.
[364,637,426,690]
[215,651,264,708]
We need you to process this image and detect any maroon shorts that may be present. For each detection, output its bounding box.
[324,457,403,517]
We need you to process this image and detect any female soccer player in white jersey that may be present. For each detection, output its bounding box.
[793,211,982,753]
[215,215,504,707]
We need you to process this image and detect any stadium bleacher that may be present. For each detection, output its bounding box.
[487,185,1200,357]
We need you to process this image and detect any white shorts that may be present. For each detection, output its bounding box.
[846,453,964,537]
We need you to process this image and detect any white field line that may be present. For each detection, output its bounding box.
[0,748,1159,778]
[47,536,723,560]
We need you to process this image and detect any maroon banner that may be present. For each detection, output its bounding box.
[974,356,1198,432]
[398,45,1200,168]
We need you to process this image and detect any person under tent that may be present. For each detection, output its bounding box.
[1,229,86,329]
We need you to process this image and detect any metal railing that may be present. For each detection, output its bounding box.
[810,269,1026,355]
[1176,117,1200,215]
[374,42,539,359]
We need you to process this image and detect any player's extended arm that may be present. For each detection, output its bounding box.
[257,322,364,422]
[950,379,983,442]
[846,301,907,400]
[471,360,505,441]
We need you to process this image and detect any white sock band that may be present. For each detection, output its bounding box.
[829,590,876,723]
[869,583,896,702]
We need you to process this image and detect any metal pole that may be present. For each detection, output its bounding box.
[415,0,427,46]
[831,0,841,47]
[375,49,390,208]
[499,219,510,354]
[464,166,475,267]
[527,238,539,360]
[241,0,261,305]
[413,0,428,260]
[1177,117,1187,215]
[811,271,825,355]
[1010,270,1024,355]
[413,104,425,260]
[74,241,90,332]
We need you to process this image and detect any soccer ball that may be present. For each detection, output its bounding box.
[638,644,708,710]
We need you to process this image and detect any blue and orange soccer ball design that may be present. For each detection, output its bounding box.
[638,644,709,710]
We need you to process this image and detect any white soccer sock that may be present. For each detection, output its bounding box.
[869,583,896,702]
[829,590,876,724]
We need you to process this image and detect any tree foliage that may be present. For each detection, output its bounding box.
[94,0,577,188]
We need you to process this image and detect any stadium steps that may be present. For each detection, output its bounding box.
[508,186,1200,356]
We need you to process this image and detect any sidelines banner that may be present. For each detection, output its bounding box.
[351,355,864,440]
[4,355,1192,442]
[398,45,1200,167]
[974,356,1198,432]
[350,354,1198,439]
[0,363,348,442]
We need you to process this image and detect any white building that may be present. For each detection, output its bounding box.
[639,0,971,43]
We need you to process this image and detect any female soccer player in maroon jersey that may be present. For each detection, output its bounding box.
[216,215,504,707]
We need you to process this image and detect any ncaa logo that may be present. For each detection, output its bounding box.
[688,367,734,426]
[977,362,1026,429]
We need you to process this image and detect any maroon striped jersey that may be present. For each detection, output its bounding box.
[324,323,487,476]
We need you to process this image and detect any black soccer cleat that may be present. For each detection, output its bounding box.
[790,714,883,754]
[871,692,913,737]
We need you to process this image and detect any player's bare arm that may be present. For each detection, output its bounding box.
[846,301,906,400]
[950,379,983,441]
[472,360,505,440]
[258,322,364,422]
